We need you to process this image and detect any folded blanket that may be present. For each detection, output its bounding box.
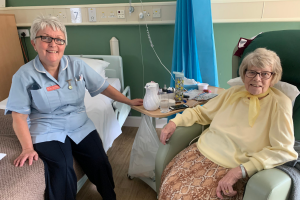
[276,141,300,200]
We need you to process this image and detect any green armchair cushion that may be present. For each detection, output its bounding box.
[243,168,291,200]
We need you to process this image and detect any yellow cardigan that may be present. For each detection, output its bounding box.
[171,85,298,177]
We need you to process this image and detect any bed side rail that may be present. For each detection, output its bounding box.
[113,86,131,127]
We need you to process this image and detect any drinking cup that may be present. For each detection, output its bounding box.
[160,92,169,113]
[198,83,209,91]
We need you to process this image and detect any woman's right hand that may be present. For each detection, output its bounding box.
[14,148,39,167]
[160,121,177,145]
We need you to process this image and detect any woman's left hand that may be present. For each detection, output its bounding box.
[129,99,143,106]
[216,166,243,199]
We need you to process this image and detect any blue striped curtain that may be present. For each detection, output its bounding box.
[170,0,218,87]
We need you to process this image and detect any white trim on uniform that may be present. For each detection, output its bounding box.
[62,56,68,70]
[33,58,46,73]
[33,56,69,73]
[90,80,106,94]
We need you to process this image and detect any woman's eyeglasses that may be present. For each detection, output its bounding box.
[245,70,274,80]
[35,36,66,45]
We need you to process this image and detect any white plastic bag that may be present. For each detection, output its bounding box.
[128,114,160,178]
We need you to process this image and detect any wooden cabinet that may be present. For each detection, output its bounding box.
[0,14,24,101]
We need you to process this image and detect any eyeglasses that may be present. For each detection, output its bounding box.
[245,70,274,80]
[35,36,66,45]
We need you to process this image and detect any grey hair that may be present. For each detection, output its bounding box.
[239,48,282,86]
[30,15,68,45]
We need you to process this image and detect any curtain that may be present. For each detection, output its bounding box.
[170,0,218,87]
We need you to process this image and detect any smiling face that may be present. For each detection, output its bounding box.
[244,65,273,95]
[31,26,66,69]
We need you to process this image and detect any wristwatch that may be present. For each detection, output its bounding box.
[240,164,246,178]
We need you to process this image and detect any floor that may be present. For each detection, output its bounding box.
[76,126,161,200]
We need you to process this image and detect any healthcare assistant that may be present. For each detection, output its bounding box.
[6,55,109,144]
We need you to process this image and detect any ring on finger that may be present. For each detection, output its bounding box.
[225,190,229,193]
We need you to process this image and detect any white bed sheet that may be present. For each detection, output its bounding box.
[84,78,122,152]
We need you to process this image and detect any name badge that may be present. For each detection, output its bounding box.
[46,85,60,91]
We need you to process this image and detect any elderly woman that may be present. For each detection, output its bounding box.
[159,48,298,200]
[5,16,142,200]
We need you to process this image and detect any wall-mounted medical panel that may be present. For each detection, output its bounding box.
[1,1,300,26]
[0,2,175,26]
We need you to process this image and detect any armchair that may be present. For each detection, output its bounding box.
[155,124,292,200]
[155,30,300,199]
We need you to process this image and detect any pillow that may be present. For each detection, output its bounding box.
[78,57,110,78]
[227,77,300,103]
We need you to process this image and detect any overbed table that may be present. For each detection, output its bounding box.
[129,86,225,191]
[131,86,225,126]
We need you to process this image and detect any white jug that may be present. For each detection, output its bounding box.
[143,82,160,111]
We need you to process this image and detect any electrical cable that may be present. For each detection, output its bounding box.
[20,37,29,63]
[138,23,145,96]
[22,36,30,62]
[138,0,192,100]
[19,38,29,63]
[139,0,175,83]
[138,0,145,96]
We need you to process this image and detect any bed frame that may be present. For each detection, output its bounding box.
[71,55,131,127]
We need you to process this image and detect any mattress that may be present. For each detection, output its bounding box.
[106,78,121,91]
[84,90,121,152]
[84,78,122,152]
[105,78,121,103]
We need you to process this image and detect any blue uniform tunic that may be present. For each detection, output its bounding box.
[5,55,109,144]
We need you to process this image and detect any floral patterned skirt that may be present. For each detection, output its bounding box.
[158,143,248,200]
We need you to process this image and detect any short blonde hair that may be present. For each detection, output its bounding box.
[239,48,282,86]
[30,15,67,45]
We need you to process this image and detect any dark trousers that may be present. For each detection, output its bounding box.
[34,130,116,200]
